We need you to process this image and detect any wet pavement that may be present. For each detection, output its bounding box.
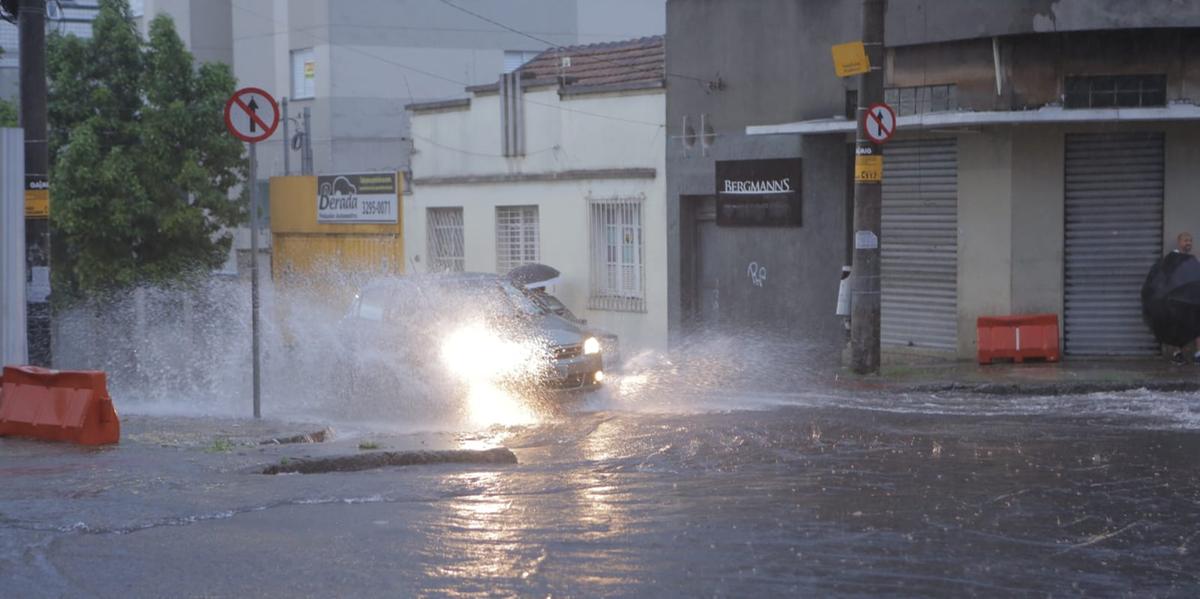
[3,383,1200,597]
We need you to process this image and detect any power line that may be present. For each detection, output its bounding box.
[231,3,665,130]
[411,133,559,159]
[437,0,712,86]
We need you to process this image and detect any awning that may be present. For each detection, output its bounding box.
[746,104,1200,136]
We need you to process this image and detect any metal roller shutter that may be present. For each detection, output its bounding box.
[1064,132,1163,356]
[881,138,958,351]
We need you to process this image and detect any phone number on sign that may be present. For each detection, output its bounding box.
[362,200,393,216]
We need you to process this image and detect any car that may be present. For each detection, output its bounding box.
[524,287,622,371]
[340,273,606,395]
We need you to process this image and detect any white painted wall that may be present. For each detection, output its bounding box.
[405,89,668,352]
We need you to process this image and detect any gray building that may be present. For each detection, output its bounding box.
[133,0,232,66]
[667,0,1200,360]
[0,0,101,101]
[230,0,666,180]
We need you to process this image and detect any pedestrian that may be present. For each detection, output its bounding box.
[1167,232,1200,364]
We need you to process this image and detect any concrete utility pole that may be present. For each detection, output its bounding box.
[849,0,886,374]
[20,0,51,366]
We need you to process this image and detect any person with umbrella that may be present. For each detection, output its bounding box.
[1142,232,1200,364]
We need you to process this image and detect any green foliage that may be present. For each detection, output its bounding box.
[358,441,381,450]
[205,437,235,453]
[0,97,16,128]
[48,0,246,302]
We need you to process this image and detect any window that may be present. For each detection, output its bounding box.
[1064,75,1166,109]
[291,48,316,99]
[884,84,958,116]
[504,50,541,73]
[495,205,539,274]
[427,208,464,272]
[588,195,645,313]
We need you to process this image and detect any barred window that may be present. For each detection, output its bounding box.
[883,84,957,116]
[495,205,539,274]
[588,195,645,313]
[1064,74,1165,109]
[427,207,464,272]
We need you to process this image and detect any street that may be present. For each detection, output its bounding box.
[3,377,1200,597]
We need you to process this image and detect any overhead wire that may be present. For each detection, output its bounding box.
[230,3,666,130]
[437,0,711,86]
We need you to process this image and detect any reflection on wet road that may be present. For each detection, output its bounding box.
[3,388,1200,596]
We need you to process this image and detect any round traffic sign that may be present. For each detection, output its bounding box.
[863,102,897,144]
[224,87,280,143]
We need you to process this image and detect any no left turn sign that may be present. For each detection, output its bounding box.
[224,87,280,143]
[863,102,896,145]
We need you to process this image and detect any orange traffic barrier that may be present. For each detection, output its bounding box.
[0,366,120,445]
[977,314,1060,365]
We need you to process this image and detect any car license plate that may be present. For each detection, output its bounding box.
[554,364,569,379]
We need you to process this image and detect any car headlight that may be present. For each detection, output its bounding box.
[583,337,601,355]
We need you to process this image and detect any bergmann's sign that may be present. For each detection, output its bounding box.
[317,172,398,223]
[714,158,803,227]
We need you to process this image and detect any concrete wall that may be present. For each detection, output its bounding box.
[887,0,1200,47]
[890,30,1200,113]
[955,130,1014,357]
[666,0,858,349]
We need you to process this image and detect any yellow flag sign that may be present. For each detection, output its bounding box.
[831,41,870,78]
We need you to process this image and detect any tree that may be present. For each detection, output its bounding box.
[47,0,245,301]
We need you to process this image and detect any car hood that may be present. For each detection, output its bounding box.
[529,313,590,347]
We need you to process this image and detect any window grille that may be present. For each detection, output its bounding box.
[495,205,539,274]
[1064,74,1166,109]
[883,84,958,116]
[427,207,464,272]
[291,48,316,99]
[588,194,645,313]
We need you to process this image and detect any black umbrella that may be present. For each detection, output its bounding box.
[506,263,561,289]
[1141,252,1200,347]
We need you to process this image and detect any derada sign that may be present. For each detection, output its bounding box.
[317,172,398,223]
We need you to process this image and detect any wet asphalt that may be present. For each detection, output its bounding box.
[3,384,1200,598]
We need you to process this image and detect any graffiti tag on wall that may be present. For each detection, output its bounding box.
[747,262,767,287]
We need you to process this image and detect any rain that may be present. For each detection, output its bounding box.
[3,1,1200,597]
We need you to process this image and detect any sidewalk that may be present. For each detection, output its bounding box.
[841,357,1200,395]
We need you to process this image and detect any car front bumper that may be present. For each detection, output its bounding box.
[545,352,604,390]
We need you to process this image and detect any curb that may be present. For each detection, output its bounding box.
[262,447,518,475]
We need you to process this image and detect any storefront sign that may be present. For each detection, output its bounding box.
[317,172,398,223]
[714,158,803,227]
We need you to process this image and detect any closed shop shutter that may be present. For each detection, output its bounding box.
[881,138,958,351]
[1064,132,1163,356]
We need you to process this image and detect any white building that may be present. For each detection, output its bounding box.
[405,37,668,352]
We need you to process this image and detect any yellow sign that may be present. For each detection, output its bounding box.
[855,155,883,182]
[25,189,49,218]
[304,60,315,79]
[832,41,870,78]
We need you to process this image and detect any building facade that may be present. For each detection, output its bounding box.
[667,0,1200,360]
[405,37,668,352]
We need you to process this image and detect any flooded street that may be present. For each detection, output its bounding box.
[4,384,1200,597]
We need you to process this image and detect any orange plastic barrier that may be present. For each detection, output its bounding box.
[0,366,120,445]
[977,314,1060,365]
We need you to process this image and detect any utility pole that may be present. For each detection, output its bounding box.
[849,0,886,374]
[20,0,51,366]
